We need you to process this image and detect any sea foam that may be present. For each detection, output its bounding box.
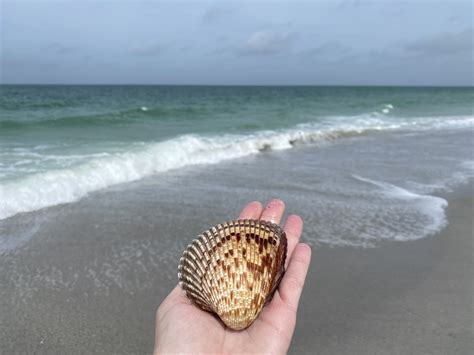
[352,175,448,241]
[0,114,472,220]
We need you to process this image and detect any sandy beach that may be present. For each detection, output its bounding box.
[292,185,473,354]
[0,142,472,354]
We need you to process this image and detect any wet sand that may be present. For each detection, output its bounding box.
[0,186,472,354]
[292,186,473,354]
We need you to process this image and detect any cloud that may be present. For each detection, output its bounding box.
[337,0,364,10]
[2,55,59,84]
[132,44,163,56]
[240,30,295,56]
[306,41,352,59]
[404,28,473,55]
[42,42,75,55]
[201,7,232,23]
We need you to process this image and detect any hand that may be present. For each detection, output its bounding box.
[154,199,312,354]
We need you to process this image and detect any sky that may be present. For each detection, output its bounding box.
[1,0,473,85]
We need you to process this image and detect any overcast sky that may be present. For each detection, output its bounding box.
[1,0,473,85]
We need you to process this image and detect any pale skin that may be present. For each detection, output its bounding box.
[154,199,312,355]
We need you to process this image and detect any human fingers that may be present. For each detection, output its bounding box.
[278,243,311,313]
[239,201,263,219]
[282,215,303,268]
[156,285,190,320]
[260,199,285,224]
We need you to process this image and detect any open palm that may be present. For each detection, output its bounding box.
[154,199,312,354]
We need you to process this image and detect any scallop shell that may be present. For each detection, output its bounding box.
[178,219,287,330]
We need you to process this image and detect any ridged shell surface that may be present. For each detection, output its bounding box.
[178,219,287,330]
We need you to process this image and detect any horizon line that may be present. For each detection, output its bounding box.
[1,83,473,88]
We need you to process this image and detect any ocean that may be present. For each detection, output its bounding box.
[0,85,473,248]
[1,85,473,353]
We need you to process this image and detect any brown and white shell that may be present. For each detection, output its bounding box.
[178,219,287,330]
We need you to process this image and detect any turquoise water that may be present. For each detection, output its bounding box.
[1,86,472,142]
[0,85,473,220]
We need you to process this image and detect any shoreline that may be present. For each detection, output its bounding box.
[0,183,472,353]
[292,183,473,354]
[0,147,472,353]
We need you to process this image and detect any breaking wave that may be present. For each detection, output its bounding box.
[0,114,472,220]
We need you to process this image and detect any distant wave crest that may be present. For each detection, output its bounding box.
[0,106,208,129]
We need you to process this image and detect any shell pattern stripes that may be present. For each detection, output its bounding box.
[178,219,287,330]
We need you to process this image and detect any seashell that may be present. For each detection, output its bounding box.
[178,219,287,330]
